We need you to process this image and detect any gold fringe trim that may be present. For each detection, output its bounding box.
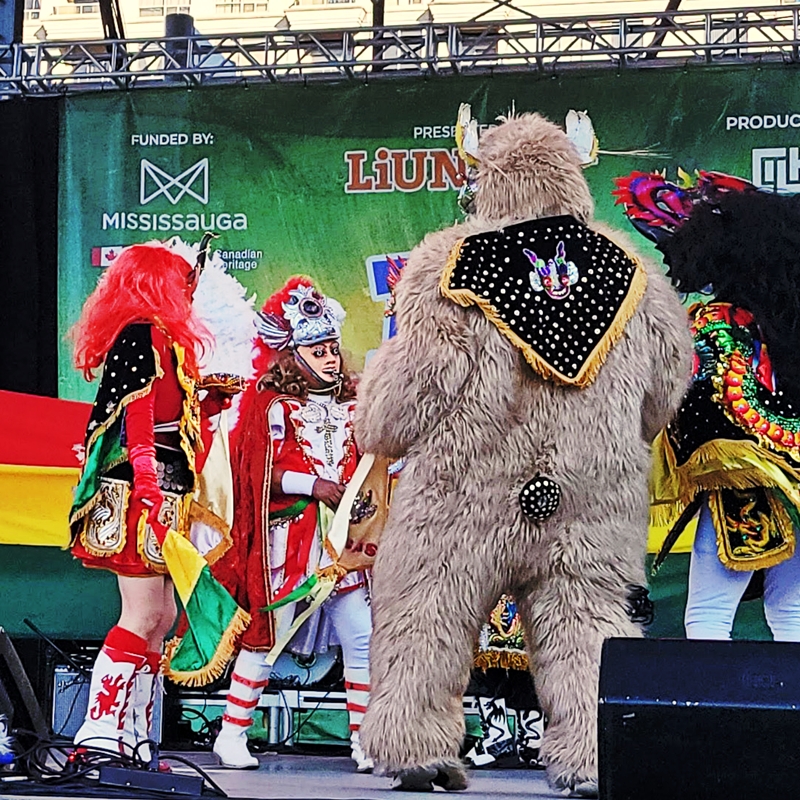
[188,499,233,566]
[649,429,800,530]
[474,650,530,672]
[78,523,128,559]
[709,489,796,571]
[162,606,251,687]
[440,237,648,389]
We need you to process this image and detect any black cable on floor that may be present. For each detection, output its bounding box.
[3,729,226,797]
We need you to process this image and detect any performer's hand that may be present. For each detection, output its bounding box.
[312,479,346,510]
[201,386,234,416]
[130,454,164,526]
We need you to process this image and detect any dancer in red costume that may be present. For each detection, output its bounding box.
[69,242,230,760]
[212,277,373,772]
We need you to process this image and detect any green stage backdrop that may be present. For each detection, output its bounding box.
[58,64,800,400]
[48,64,800,642]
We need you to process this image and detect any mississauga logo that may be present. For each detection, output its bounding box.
[102,157,248,232]
[140,158,209,205]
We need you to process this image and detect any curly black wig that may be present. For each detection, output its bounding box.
[659,190,800,395]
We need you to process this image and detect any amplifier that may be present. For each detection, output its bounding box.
[52,666,163,741]
[599,638,800,800]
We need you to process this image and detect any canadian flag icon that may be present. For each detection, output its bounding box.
[90,246,122,267]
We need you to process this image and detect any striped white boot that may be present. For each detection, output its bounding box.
[345,666,374,773]
[212,650,269,770]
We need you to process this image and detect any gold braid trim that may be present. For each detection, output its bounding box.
[135,507,169,574]
[440,239,648,389]
[256,395,289,650]
[77,479,131,558]
[161,606,251,688]
[649,429,800,529]
[77,530,128,559]
[68,344,165,529]
[173,342,201,474]
[135,494,193,573]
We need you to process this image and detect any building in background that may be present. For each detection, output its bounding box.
[23,0,793,43]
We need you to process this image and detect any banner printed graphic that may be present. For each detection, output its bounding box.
[60,67,800,405]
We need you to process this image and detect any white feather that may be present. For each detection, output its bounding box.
[456,103,481,166]
[191,252,259,381]
[327,297,347,326]
[565,109,599,167]
[193,252,259,432]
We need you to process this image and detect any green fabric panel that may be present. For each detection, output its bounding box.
[169,565,243,673]
[59,65,799,403]
[291,709,350,746]
[70,421,125,518]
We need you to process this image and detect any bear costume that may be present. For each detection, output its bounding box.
[355,112,694,795]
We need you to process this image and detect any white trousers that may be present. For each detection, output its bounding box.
[324,586,372,673]
[685,502,800,641]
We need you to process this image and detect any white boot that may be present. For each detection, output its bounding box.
[130,653,161,765]
[516,708,546,769]
[74,644,145,754]
[212,650,269,770]
[344,667,374,773]
[464,696,516,769]
[517,708,544,769]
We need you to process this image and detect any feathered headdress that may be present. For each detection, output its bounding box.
[255,276,346,351]
[612,169,757,247]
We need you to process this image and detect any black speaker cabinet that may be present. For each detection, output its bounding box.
[599,638,800,800]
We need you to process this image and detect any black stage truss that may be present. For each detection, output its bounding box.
[1,5,800,95]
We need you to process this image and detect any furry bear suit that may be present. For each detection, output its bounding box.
[355,113,694,795]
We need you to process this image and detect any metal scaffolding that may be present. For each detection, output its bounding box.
[1,5,799,95]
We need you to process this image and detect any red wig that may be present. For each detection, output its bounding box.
[71,244,211,381]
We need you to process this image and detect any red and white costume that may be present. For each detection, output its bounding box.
[212,278,373,771]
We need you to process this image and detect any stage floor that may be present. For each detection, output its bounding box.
[173,752,557,800]
[0,751,566,800]
[1,751,560,800]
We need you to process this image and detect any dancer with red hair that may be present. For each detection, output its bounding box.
[69,242,229,759]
